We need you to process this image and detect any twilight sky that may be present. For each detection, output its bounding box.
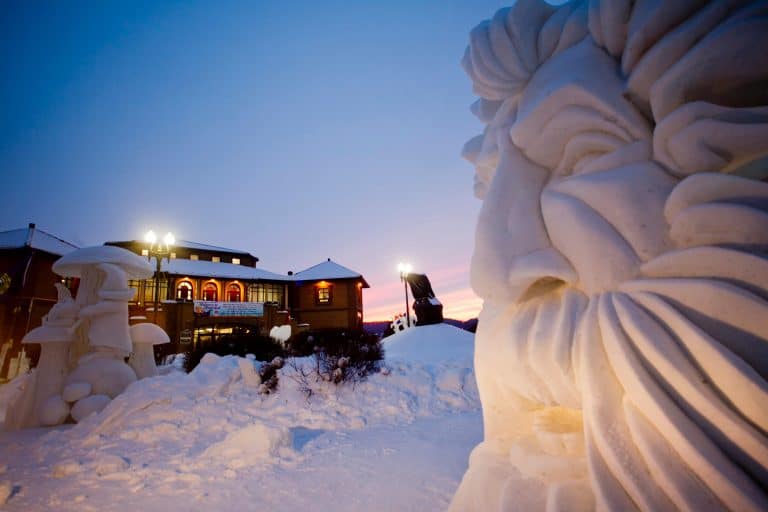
[0,0,510,321]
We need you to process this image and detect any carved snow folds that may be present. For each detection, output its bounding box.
[457,0,768,509]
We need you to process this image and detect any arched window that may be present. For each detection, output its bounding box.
[176,281,193,301]
[202,282,218,301]
[226,283,241,302]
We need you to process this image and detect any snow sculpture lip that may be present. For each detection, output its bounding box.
[53,245,153,279]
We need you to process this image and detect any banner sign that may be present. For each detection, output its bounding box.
[193,301,264,318]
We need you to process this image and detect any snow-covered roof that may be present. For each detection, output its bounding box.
[173,240,253,256]
[159,258,291,282]
[293,259,369,287]
[104,239,255,257]
[0,225,78,256]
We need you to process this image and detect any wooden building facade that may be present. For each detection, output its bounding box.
[0,224,79,382]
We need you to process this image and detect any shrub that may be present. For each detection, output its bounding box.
[257,356,284,394]
[286,328,384,384]
[183,332,285,373]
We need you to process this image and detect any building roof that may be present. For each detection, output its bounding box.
[293,259,369,287]
[0,224,78,256]
[173,240,254,257]
[158,257,292,282]
[106,239,256,258]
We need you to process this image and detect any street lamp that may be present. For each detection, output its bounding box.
[144,230,175,323]
[397,262,413,327]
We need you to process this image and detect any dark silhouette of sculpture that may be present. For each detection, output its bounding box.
[405,273,443,326]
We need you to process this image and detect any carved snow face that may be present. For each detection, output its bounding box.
[466,38,677,302]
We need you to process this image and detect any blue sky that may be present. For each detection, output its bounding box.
[0,0,509,320]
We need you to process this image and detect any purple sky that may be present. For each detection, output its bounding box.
[0,0,510,320]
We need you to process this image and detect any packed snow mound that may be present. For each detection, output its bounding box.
[0,325,480,511]
[384,323,474,365]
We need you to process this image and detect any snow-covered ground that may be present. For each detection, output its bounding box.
[0,323,480,511]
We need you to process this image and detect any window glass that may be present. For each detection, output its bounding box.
[317,286,331,304]
[176,281,193,300]
[247,283,284,307]
[143,277,168,303]
[202,283,217,301]
[226,283,241,302]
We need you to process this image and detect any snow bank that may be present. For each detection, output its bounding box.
[0,324,479,510]
[384,323,474,365]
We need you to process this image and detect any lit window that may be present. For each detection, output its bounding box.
[190,254,199,260]
[232,258,240,265]
[170,252,177,259]
[202,283,217,301]
[212,256,221,263]
[226,283,241,302]
[143,277,168,303]
[247,283,284,306]
[176,281,193,301]
[141,249,149,256]
[316,285,332,304]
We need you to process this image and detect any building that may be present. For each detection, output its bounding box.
[105,239,370,352]
[0,224,79,382]
[291,259,370,330]
[0,228,369,378]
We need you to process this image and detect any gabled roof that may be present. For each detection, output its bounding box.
[293,259,369,288]
[158,258,291,282]
[0,225,78,256]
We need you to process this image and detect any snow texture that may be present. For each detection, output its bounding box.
[292,259,365,282]
[0,323,480,511]
[160,257,292,281]
[454,1,768,511]
[0,226,78,256]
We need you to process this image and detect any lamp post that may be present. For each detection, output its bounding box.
[144,230,175,324]
[397,262,413,327]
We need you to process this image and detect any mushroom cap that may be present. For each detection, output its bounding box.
[53,246,153,279]
[22,325,73,344]
[130,322,170,345]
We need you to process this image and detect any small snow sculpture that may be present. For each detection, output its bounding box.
[128,323,170,379]
[269,324,292,344]
[451,1,768,511]
[5,283,79,428]
[391,313,415,333]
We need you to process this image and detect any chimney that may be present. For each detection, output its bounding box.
[26,222,36,246]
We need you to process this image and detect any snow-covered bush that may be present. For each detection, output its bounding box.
[183,331,285,372]
[257,356,284,394]
[285,329,384,385]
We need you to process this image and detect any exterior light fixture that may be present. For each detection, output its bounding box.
[144,230,175,323]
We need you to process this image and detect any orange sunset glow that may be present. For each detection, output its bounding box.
[363,265,482,322]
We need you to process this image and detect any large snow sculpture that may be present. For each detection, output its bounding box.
[451,1,768,511]
[4,246,157,429]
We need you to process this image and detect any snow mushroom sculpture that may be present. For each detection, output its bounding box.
[128,322,170,379]
[451,1,768,511]
[54,246,155,422]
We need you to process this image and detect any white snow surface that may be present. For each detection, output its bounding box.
[384,323,474,364]
[159,257,292,281]
[0,323,480,511]
[292,259,364,282]
[0,227,78,256]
